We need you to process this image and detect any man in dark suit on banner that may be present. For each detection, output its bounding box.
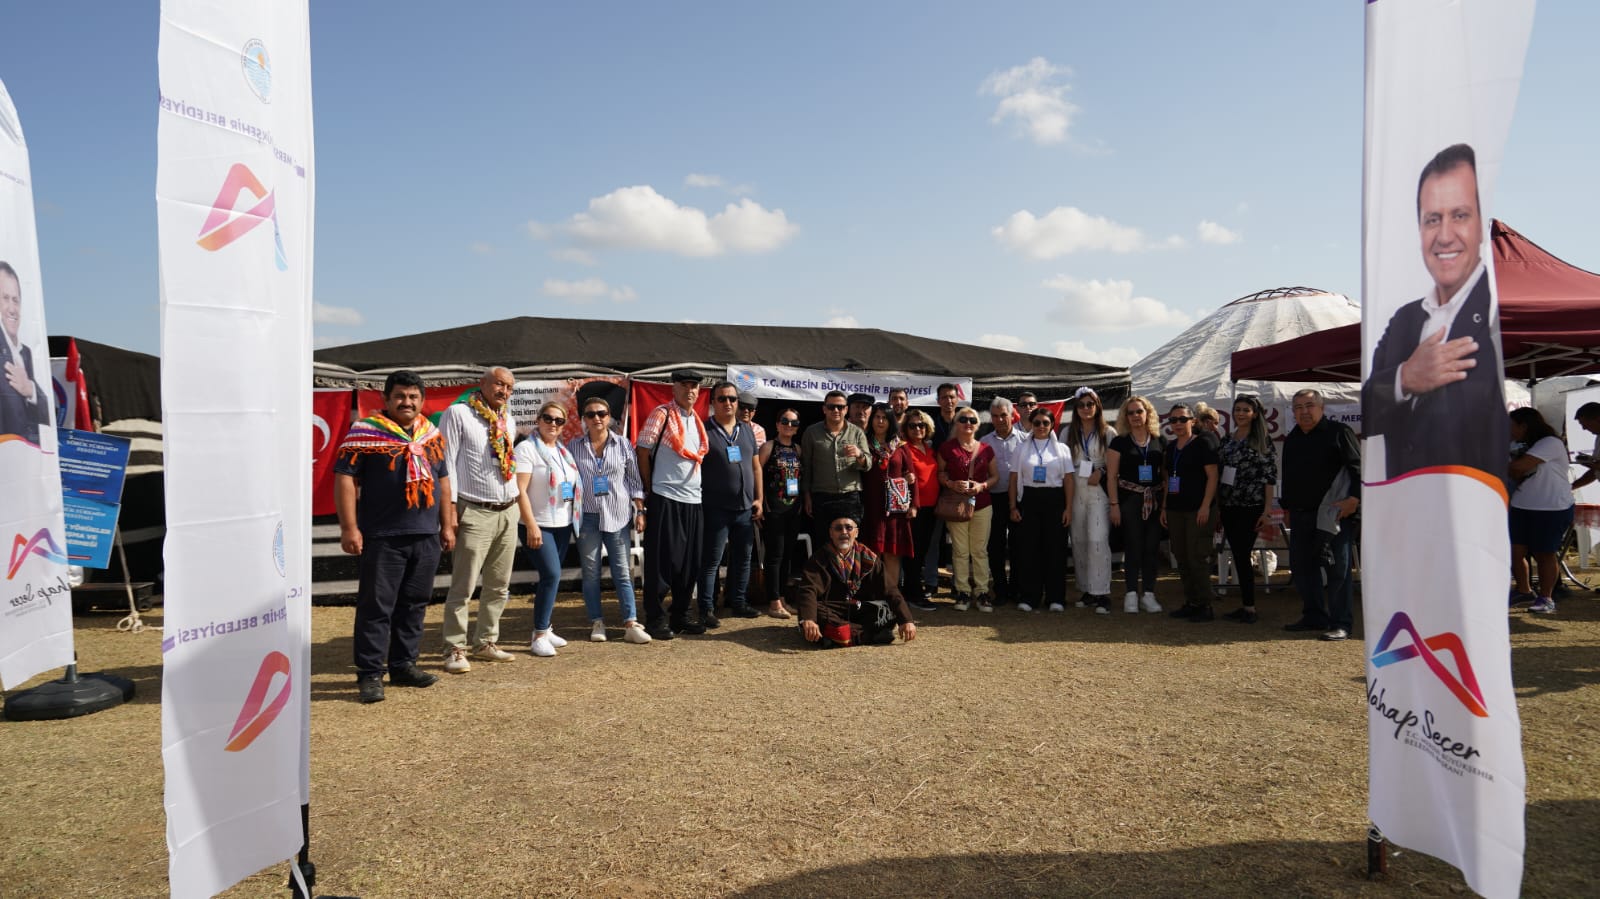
[0,261,48,445]
[1362,143,1506,481]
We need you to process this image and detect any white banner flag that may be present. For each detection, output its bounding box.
[0,80,73,689]
[158,2,314,896]
[1361,2,1534,896]
[726,364,972,406]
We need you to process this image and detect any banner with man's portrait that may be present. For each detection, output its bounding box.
[1362,2,1534,896]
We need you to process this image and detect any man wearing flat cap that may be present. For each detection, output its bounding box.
[795,513,917,648]
[737,391,766,447]
[636,370,710,639]
[846,392,875,430]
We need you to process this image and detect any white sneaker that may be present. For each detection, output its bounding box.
[1048,602,1066,613]
[1017,603,1034,612]
[443,646,472,674]
[471,642,514,662]
[623,621,653,644]
[1139,592,1162,613]
[1094,604,1111,616]
[1124,591,1140,614]
[543,630,569,648]
[590,620,608,642]
[530,634,558,657]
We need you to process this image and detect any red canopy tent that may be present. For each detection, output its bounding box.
[1230,221,1600,383]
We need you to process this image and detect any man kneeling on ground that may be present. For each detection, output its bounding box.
[796,515,917,648]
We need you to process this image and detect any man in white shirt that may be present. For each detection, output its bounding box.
[636,370,708,640]
[1362,143,1506,480]
[980,397,1023,605]
[437,367,528,673]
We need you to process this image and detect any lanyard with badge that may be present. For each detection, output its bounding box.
[536,440,576,503]
[1030,438,1051,483]
[1219,438,1238,488]
[717,422,744,463]
[1167,441,1185,494]
[1135,436,1154,484]
[1078,432,1095,479]
[586,435,612,496]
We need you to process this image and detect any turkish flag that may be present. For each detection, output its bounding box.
[627,381,710,442]
[312,389,353,515]
[355,386,474,425]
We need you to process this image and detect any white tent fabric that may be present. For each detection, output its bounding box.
[1132,287,1363,437]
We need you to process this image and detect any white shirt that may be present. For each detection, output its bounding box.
[515,437,580,527]
[439,401,521,504]
[980,428,1024,494]
[1396,260,1487,402]
[1512,435,1573,511]
[1011,436,1071,496]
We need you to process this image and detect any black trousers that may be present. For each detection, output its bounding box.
[1220,504,1264,606]
[1015,490,1067,606]
[762,503,803,604]
[906,508,938,601]
[809,491,864,550]
[986,491,1018,601]
[643,494,704,628]
[354,533,441,678]
[1118,488,1163,595]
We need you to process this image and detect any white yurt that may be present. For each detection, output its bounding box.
[1132,286,1362,439]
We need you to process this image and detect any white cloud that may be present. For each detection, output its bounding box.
[541,277,638,304]
[1043,275,1192,330]
[822,309,860,328]
[549,247,597,266]
[1053,340,1142,367]
[469,242,494,256]
[1197,220,1242,245]
[313,302,364,326]
[525,221,552,240]
[994,206,1178,258]
[981,57,1079,145]
[563,185,797,257]
[978,333,1027,352]
[685,173,724,188]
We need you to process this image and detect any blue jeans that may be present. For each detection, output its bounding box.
[1288,509,1354,631]
[530,524,574,632]
[700,505,755,612]
[577,513,638,623]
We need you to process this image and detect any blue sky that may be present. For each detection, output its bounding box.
[5,1,1598,365]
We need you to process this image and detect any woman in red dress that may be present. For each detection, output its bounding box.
[861,403,917,599]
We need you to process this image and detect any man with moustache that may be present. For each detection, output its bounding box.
[1362,143,1506,480]
[637,370,710,639]
[846,392,876,430]
[795,514,918,648]
[335,370,456,703]
[887,387,911,424]
[0,262,48,444]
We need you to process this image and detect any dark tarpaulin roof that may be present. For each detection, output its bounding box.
[314,316,1129,402]
[48,335,162,423]
[1230,221,1600,384]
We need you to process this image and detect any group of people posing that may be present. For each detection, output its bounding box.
[331,365,1377,702]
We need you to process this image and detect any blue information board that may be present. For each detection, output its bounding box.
[58,429,132,569]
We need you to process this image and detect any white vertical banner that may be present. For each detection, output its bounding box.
[157,1,314,896]
[1361,2,1534,897]
[0,80,73,689]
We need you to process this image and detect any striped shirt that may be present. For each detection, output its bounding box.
[568,432,645,532]
[439,402,520,504]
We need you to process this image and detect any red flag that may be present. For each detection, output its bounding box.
[311,389,352,515]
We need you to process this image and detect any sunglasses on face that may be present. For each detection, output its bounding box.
[1168,416,1192,424]
[583,410,609,419]
[715,395,740,404]
[540,414,566,425]
[1032,418,1053,427]
[1018,401,1037,407]
[825,404,847,412]
[830,523,858,532]
[1077,400,1097,409]
[956,416,979,425]
[739,404,756,412]
[778,418,799,426]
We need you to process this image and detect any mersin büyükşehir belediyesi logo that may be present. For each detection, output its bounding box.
[224,651,292,752]
[1370,611,1488,717]
[7,528,67,579]
[196,163,287,271]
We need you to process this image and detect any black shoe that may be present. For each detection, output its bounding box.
[388,664,438,688]
[1222,608,1258,624]
[729,604,760,619]
[357,675,385,704]
[646,624,675,641]
[700,611,722,629]
[909,599,938,612]
[1284,618,1324,632]
[675,622,707,635]
[1169,605,1197,619]
[1187,605,1215,622]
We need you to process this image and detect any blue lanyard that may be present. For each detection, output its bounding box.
[584,435,613,474]
[713,421,742,445]
[1031,437,1052,465]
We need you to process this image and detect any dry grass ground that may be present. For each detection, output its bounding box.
[2,574,1596,898]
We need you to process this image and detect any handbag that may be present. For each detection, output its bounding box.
[934,444,980,522]
[886,476,912,514]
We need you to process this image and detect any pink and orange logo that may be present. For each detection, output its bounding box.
[196,163,287,271]
[1370,612,1488,717]
[7,528,67,579]
[224,651,293,752]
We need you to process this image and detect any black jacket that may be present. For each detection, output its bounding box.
[1281,417,1361,512]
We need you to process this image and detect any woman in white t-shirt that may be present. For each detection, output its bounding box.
[1508,407,1573,614]
[516,402,583,655]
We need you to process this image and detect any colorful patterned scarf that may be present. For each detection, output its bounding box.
[467,390,514,481]
[530,439,582,512]
[829,540,880,606]
[661,405,709,466]
[337,413,446,508]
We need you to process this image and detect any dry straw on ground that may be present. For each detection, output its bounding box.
[1,575,1596,898]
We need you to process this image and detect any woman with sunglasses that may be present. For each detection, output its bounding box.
[861,403,917,604]
[1217,395,1277,624]
[567,397,651,644]
[515,402,584,656]
[901,410,941,611]
[936,406,999,610]
[1106,396,1165,613]
[758,407,805,618]
[1160,404,1220,621]
[1062,387,1117,613]
[1008,406,1071,611]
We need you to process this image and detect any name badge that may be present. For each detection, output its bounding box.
[1219,465,1237,487]
[1168,475,1181,493]
[592,475,611,496]
[1032,465,1047,483]
[559,481,575,501]
[785,476,800,497]
[1138,464,1154,483]
[727,445,743,462]
[1077,460,1093,479]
